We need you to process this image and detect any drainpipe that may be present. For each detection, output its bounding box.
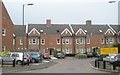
[72,34,76,55]
[61,36,63,52]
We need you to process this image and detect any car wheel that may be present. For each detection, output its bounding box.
[16,60,22,65]
[32,59,36,63]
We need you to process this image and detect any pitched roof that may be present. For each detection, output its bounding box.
[14,25,26,37]
[109,25,119,32]
[71,24,110,35]
[28,24,71,35]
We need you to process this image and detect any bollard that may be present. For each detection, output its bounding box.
[98,61,99,68]
[13,59,16,67]
[113,62,116,70]
[27,60,29,66]
[103,61,106,69]
[95,60,97,67]
[1,59,3,67]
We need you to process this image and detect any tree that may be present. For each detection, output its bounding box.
[112,43,120,53]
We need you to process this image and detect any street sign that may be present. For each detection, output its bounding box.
[100,47,118,55]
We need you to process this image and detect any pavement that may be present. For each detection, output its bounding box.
[2,60,57,73]
[89,61,120,73]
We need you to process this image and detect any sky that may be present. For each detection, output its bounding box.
[2,0,119,25]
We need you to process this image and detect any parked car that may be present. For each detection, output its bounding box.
[43,53,50,59]
[56,53,65,59]
[1,53,15,65]
[10,52,29,65]
[87,52,93,58]
[27,52,43,63]
[25,52,33,63]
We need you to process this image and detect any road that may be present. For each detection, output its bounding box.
[20,57,109,73]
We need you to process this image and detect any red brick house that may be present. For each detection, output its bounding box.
[13,19,120,55]
[1,2,14,51]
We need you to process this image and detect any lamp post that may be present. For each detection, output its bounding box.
[108,0,120,27]
[22,3,33,66]
[23,3,33,25]
[108,0,119,44]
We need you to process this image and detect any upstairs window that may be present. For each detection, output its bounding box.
[86,39,90,44]
[20,38,23,45]
[106,38,113,44]
[57,39,60,44]
[41,39,45,45]
[101,39,104,44]
[13,39,15,45]
[29,39,32,44]
[66,39,70,44]
[32,38,36,44]
[2,46,6,51]
[2,28,6,36]
[79,38,85,44]
[76,39,79,44]
[62,39,65,44]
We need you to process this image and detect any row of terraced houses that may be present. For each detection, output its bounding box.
[1,2,120,55]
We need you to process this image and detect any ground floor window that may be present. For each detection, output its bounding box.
[57,49,61,51]
[2,46,6,51]
[76,48,85,54]
[87,48,91,52]
[65,48,72,54]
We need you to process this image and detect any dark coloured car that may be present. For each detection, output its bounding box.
[56,53,65,59]
[87,52,93,58]
[27,52,43,63]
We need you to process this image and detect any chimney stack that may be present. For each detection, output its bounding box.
[86,20,92,26]
[46,19,51,27]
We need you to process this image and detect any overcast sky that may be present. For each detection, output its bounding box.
[2,0,118,25]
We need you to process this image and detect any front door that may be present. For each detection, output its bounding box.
[49,48,54,55]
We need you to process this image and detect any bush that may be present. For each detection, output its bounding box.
[75,53,87,59]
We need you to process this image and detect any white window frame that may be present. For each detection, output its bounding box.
[20,38,23,45]
[66,39,70,44]
[32,38,36,44]
[62,39,65,44]
[13,39,15,45]
[80,48,84,53]
[2,28,6,36]
[106,39,109,44]
[2,46,6,51]
[86,39,90,44]
[76,48,79,53]
[29,39,32,45]
[80,38,85,44]
[109,38,113,44]
[41,39,45,45]
[66,48,70,54]
[87,48,91,52]
[76,39,79,44]
[57,49,61,51]
[57,39,60,44]
[101,39,104,44]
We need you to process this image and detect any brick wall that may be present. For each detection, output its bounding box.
[2,2,13,51]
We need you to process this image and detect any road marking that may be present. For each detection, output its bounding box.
[89,62,98,70]
[43,60,49,63]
